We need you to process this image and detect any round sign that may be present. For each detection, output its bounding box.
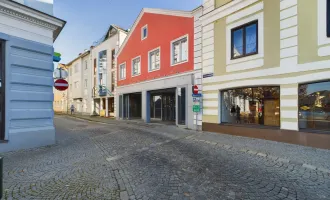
[54,79,69,91]
[193,85,199,95]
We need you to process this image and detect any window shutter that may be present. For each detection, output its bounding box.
[327,0,330,37]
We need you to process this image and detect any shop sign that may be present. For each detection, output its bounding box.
[193,105,200,112]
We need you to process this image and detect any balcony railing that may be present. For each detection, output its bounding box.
[92,85,114,98]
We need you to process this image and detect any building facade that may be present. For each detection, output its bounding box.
[200,0,330,149]
[91,25,128,117]
[67,50,92,115]
[0,0,65,152]
[116,8,202,130]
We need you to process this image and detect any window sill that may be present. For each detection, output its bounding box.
[231,52,258,60]
[132,74,141,77]
[171,60,188,67]
[148,68,160,73]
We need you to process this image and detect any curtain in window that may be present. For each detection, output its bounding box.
[181,39,188,61]
[173,43,180,63]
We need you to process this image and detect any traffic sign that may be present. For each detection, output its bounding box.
[193,105,201,112]
[54,79,68,91]
[193,85,199,95]
[193,97,201,102]
[192,94,202,97]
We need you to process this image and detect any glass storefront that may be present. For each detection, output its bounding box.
[299,81,330,130]
[221,86,280,127]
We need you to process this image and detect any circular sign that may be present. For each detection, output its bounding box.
[193,85,199,95]
[54,79,69,91]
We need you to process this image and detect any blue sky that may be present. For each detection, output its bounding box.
[53,0,202,64]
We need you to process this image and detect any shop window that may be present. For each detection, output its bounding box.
[299,81,330,130]
[327,0,330,37]
[171,35,188,65]
[149,48,160,72]
[221,86,280,126]
[231,21,258,59]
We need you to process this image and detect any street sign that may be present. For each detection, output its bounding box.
[193,97,201,102]
[193,105,200,112]
[193,85,199,95]
[54,79,69,91]
[54,68,68,79]
[192,94,202,97]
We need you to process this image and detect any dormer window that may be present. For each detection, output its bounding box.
[142,25,148,40]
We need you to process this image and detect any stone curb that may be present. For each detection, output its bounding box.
[189,137,330,175]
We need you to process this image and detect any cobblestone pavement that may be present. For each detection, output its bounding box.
[2,116,330,200]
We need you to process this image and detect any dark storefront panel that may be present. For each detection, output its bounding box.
[221,86,280,127]
[0,41,4,140]
[150,88,176,123]
[299,81,330,131]
[178,88,186,125]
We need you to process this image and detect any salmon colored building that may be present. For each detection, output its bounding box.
[116,7,203,130]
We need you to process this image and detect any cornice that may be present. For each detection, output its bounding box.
[0,4,58,30]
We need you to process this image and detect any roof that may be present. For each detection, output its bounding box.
[93,24,128,47]
[116,8,196,57]
[66,50,90,66]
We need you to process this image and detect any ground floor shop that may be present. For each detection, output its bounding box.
[93,97,115,117]
[116,72,196,129]
[202,74,330,150]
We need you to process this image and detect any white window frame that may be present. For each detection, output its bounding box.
[84,79,87,88]
[148,47,161,72]
[119,62,126,80]
[141,24,148,40]
[131,56,141,77]
[85,60,88,70]
[170,34,189,66]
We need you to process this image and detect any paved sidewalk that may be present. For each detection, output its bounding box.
[69,114,330,171]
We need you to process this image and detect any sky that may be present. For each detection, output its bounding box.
[53,0,202,64]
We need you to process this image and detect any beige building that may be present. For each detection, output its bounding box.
[200,0,330,149]
[67,50,92,115]
[53,63,69,113]
[91,25,128,117]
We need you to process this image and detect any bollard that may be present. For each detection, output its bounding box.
[0,157,2,199]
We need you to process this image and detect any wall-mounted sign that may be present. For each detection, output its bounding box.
[203,73,214,78]
[193,105,201,112]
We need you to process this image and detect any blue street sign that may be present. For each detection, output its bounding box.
[192,94,202,97]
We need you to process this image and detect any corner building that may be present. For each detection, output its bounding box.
[116,8,203,129]
[200,0,330,149]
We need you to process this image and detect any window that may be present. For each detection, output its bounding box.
[132,56,141,76]
[119,63,126,80]
[94,59,97,75]
[149,48,160,71]
[111,72,115,92]
[231,21,258,59]
[111,49,116,69]
[84,79,87,88]
[74,81,79,89]
[141,25,148,40]
[74,63,79,73]
[69,68,72,75]
[221,86,280,127]
[171,35,188,65]
[299,81,330,131]
[327,0,330,37]
[85,61,88,70]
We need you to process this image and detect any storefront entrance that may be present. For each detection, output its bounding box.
[120,93,142,119]
[0,41,4,140]
[150,88,177,123]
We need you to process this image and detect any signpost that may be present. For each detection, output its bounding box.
[193,105,201,112]
[193,85,199,95]
[54,79,69,91]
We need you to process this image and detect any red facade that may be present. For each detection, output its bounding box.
[117,12,194,86]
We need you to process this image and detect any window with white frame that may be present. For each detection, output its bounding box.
[74,81,79,88]
[149,48,160,71]
[132,57,141,76]
[119,63,126,80]
[74,63,79,73]
[85,60,88,70]
[141,25,148,40]
[171,36,188,65]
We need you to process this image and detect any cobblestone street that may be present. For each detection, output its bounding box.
[2,116,330,200]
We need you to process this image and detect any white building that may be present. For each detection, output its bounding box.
[0,0,65,152]
[91,25,128,117]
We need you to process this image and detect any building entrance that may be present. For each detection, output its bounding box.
[150,88,176,122]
